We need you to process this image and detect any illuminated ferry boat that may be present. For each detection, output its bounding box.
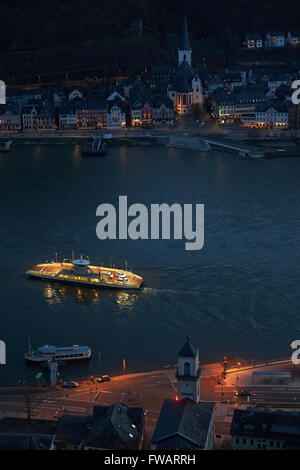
[26,256,143,289]
[25,344,91,363]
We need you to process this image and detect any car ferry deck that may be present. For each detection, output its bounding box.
[26,257,143,289]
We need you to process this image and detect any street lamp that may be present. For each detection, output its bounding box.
[223,355,228,379]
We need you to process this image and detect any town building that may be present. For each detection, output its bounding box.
[129,82,153,126]
[37,101,56,130]
[265,32,285,48]
[252,371,292,385]
[75,100,107,128]
[0,104,21,131]
[140,98,153,127]
[83,403,144,450]
[58,103,77,129]
[130,100,143,127]
[287,31,300,46]
[106,95,126,128]
[0,417,57,450]
[267,73,291,92]
[254,101,288,128]
[245,34,263,48]
[151,398,215,450]
[211,90,236,123]
[234,88,268,118]
[67,87,84,101]
[152,95,174,125]
[141,66,175,92]
[55,415,92,450]
[208,73,243,94]
[0,433,55,450]
[276,84,292,101]
[6,88,43,107]
[21,104,39,131]
[231,408,300,450]
[241,100,289,128]
[211,87,268,124]
[151,338,214,450]
[288,104,300,129]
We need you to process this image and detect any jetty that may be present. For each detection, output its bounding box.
[204,137,264,158]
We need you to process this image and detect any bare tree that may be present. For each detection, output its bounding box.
[21,386,44,423]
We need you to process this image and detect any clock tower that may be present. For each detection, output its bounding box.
[176,337,201,403]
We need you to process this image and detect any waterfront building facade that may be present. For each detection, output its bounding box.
[0,104,21,131]
[75,100,107,128]
[152,96,174,124]
[58,103,77,129]
[22,104,39,131]
[37,101,56,130]
[241,100,289,128]
[106,96,126,128]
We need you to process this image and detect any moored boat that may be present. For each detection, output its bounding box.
[25,344,91,363]
[82,136,106,155]
[0,140,12,152]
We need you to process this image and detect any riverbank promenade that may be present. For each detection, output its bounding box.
[0,358,300,447]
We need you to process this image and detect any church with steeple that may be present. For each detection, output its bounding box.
[151,337,215,450]
[167,17,203,115]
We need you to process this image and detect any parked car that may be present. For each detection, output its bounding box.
[61,381,79,388]
[95,375,110,383]
[235,389,251,397]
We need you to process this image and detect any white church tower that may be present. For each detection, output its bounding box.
[178,16,192,67]
[192,74,203,106]
[176,337,201,403]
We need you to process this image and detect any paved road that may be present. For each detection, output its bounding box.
[214,384,300,405]
[0,369,176,437]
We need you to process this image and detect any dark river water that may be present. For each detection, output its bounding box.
[0,143,300,385]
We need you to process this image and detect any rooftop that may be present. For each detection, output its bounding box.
[178,337,197,358]
[151,398,214,449]
[84,403,144,450]
[0,432,55,450]
[231,409,300,444]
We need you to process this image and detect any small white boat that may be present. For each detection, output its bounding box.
[25,343,91,363]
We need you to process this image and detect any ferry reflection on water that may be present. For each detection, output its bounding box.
[42,283,138,308]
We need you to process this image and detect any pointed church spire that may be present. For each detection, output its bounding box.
[180,16,191,50]
[178,16,192,66]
